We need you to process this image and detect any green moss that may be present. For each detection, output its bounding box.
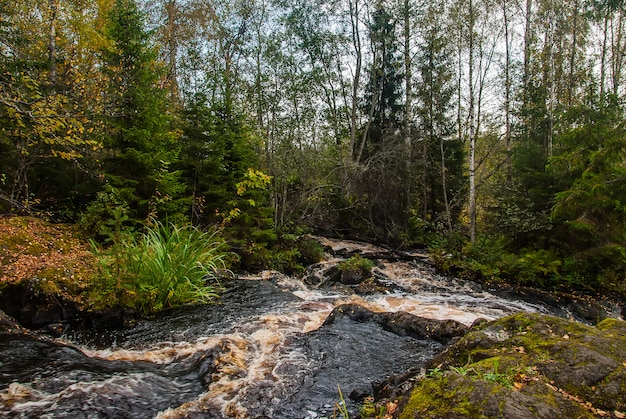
[400,312,626,418]
[399,374,490,419]
[596,317,626,337]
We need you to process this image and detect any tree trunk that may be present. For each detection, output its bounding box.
[403,0,412,212]
[48,0,58,87]
[567,0,580,107]
[165,0,179,103]
[349,0,362,161]
[502,0,512,181]
[522,0,533,109]
[468,0,477,244]
[611,10,625,96]
[600,10,608,100]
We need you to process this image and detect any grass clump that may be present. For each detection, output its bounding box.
[92,220,229,316]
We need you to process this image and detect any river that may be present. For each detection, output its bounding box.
[0,238,621,418]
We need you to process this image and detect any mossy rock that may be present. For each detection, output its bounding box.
[396,312,626,418]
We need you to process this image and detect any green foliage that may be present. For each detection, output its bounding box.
[431,358,525,389]
[179,96,261,225]
[78,186,133,240]
[338,254,375,276]
[413,1,465,227]
[426,367,444,378]
[479,358,513,388]
[0,73,100,215]
[334,385,350,419]
[429,234,505,283]
[359,396,387,419]
[98,0,186,224]
[430,234,561,287]
[484,182,554,240]
[91,220,228,316]
[232,232,324,274]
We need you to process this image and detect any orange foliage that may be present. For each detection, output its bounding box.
[0,216,98,304]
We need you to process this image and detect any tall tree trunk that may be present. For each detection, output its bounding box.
[543,10,554,157]
[48,0,58,87]
[600,8,608,101]
[611,11,625,96]
[468,0,477,244]
[502,0,512,181]
[165,0,179,103]
[252,2,267,131]
[441,134,452,232]
[403,0,412,212]
[349,0,362,161]
[522,0,533,108]
[567,0,580,107]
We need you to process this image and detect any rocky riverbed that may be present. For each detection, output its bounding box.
[1,219,625,418]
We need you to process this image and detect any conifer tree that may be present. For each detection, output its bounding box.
[97,0,185,224]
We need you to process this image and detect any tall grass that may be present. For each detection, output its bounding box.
[93,220,229,316]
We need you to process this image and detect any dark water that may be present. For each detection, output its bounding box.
[1,239,621,418]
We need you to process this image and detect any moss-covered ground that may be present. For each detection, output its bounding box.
[0,216,99,308]
[397,312,626,418]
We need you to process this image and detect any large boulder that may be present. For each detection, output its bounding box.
[396,312,626,418]
[324,304,469,344]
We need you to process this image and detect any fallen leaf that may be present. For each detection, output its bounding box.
[614,411,625,419]
[386,401,398,414]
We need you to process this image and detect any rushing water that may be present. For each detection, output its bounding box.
[0,238,621,418]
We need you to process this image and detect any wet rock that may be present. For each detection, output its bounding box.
[0,309,22,332]
[339,267,369,285]
[396,312,626,418]
[0,281,80,331]
[280,311,442,418]
[495,286,623,325]
[46,322,69,337]
[323,304,469,344]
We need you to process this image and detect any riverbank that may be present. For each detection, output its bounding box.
[395,312,626,418]
[1,216,626,418]
[0,216,107,333]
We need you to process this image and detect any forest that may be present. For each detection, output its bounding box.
[1,0,626,303]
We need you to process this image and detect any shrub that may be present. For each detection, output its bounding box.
[92,220,228,316]
[338,254,375,275]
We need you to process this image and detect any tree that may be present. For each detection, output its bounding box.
[358,2,403,162]
[178,92,260,226]
[548,103,626,289]
[97,0,185,224]
[415,0,464,231]
[351,0,408,237]
[0,0,100,215]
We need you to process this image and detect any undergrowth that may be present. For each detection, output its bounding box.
[428,232,626,300]
[91,220,229,316]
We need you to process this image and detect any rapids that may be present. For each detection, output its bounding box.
[0,238,621,418]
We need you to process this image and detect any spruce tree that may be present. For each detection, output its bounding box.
[97,0,185,224]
